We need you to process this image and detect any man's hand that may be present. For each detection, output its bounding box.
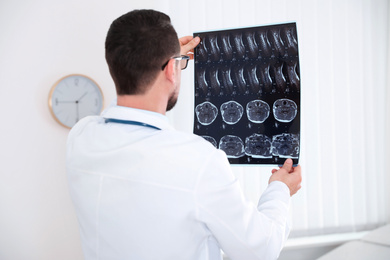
[269,158,302,196]
[179,36,200,59]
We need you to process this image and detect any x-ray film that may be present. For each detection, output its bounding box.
[193,23,300,165]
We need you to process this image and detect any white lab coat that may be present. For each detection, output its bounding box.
[66,105,291,260]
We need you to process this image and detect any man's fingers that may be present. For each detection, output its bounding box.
[272,158,293,174]
[291,165,302,179]
[281,158,293,173]
[292,164,301,173]
[179,36,194,45]
[180,36,200,58]
[179,36,200,47]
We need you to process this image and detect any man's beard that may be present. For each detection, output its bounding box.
[166,93,178,112]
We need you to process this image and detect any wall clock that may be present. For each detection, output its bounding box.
[48,74,104,128]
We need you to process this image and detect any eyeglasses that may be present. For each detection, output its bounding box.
[161,55,190,71]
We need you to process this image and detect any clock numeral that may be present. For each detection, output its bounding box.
[55,98,59,106]
[74,78,79,86]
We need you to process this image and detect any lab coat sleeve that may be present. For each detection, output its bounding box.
[194,150,291,260]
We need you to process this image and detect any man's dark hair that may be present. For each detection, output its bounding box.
[105,9,180,95]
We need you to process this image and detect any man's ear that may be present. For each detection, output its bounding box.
[164,59,176,84]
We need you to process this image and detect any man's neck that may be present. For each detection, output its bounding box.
[116,67,177,115]
[117,92,168,115]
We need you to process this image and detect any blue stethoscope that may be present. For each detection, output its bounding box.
[104,118,161,130]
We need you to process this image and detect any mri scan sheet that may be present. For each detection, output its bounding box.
[193,23,300,165]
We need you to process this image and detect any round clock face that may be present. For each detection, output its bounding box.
[48,74,104,128]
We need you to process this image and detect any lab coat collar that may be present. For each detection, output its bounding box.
[101,105,174,131]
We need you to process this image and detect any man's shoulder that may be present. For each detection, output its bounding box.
[68,115,101,133]
[163,129,219,152]
[157,129,229,165]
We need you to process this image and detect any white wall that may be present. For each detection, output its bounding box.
[0,0,388,260]
[0,1,155,259]
[387,0,390,225]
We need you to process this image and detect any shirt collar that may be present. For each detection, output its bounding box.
[101,105,174,131]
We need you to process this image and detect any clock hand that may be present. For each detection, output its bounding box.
[74,92,88,123]
[56,100,78,103]
[55,99,78,106]
[77,92,88,101]
[76,100,80,122]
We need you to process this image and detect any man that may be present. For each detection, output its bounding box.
[67,9,302,260]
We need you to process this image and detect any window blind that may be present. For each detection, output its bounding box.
[164,0,389,238]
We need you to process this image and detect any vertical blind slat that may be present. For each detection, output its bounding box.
[333,0,352,228]
[344,0,356,229]
[362,0,379,226]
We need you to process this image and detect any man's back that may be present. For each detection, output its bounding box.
[67,105,235,259]
[67,105,292,260]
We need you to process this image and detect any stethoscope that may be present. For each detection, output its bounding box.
[104,118,161,130]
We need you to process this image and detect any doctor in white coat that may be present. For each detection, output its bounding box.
[66,9,302,260]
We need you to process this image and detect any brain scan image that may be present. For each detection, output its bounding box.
[220,101,244,125]
[273,99,297,123]
[270,62,287,92]
[268,28,286,58]
[257,64,273,93]
[202,136,217,148]
[246,100,270,123]
[219,135,245,158]
[231,32,246,60]
[195,101,218,125]
[245,134,272,158]
[280,27,298,57]
[194,23,300,165]
[205,34,221,62]
[244,64,260,93]
[196,38,208,62]
[243,31,259,59]
[219,34,233,60]
[220,67,234,94]
[196,67,208,95]
[256,30,272,58]
[233,65,247,94]
[285,61,300,91]
[271,133,299,158]
[207,67,221,95]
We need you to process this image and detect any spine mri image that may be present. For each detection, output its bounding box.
[193,23,300,165]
